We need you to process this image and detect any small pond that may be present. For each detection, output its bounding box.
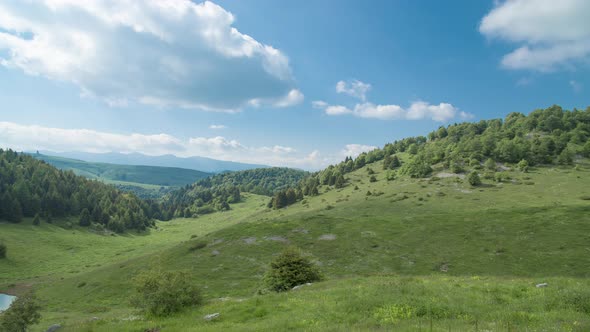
[0,294,16,311]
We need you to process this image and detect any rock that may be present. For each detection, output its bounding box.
[211,250,220,256]
[292,282,313,290]
[204,313,220,321]
[318,234,336,241]
[46,324,61,332]
[536,283,548,288]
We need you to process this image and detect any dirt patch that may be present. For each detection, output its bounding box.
[318,234,337,241]
[242,237,257,244]
[264,236,288,243]
[436,172,465,179]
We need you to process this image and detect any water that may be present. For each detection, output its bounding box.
[0,294,16,311]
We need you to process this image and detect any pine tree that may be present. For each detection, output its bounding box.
[33,213,41,226]
[79,208,91,227]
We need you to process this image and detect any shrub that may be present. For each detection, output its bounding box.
[517,159,529,172]
[467,171,481,186]
[263,247,322,292]
[0,243,5,259]
[369,175,377,183]
[0,292,41,332]
[132,269,201,317]
[188,241,207,252]
[485,158,496,171]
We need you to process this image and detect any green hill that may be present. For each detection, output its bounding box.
[31,153,212,187]
[1,105,590,331]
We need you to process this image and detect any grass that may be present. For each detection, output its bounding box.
[2,159,590,331]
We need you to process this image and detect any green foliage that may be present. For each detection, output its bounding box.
[467,171,481,186]
[367,167,375,175]
[0,292,41,332]
[400,157,433,178]
[0,149,156,231]
[79,208,91,227]
[386,170,397,181]
[369,175,377,183]
[263,247,322,292]
[557,148,573,165]
[517,159,529,172]
[484,158,496,171]
[132,269,201,317]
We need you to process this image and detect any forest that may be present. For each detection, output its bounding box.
[0,150,158,232]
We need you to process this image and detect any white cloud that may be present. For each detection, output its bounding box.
[325,105,352,116]
[318,101,469,122]
[209,124,227,129]
[311,100,328,109]
[480,0,590,71]
[318,80,469,122]
[0,121,352,170]
[341,144,377,158]
[336,79,371,101]
[0,0,300,111]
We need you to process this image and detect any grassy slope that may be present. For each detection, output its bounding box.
[32,154,211,187]
[2,160,590,331]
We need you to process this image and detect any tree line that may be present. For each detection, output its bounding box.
[269,105,590,209]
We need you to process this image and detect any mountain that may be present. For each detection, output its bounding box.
[30,153,211,187]
[35,150,268,173]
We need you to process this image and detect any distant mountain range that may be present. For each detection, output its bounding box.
[34,150,268,173]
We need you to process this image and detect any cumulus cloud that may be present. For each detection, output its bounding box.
[318,101,469,122]
[480,0,590,71]
[209,124,227,129]
[0,121,353,170]
[336,79,371,101]
[341,144,377,158]
[316,80,469,122]
[0,0,302,111]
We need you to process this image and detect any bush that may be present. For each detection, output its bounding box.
[0,243,5,259]
[132,269,201,317]
[369,175,377,183]
[188,241,207,252]
[263,247,322,292]
[517,159,529,172]
[467,171,481,186]
[0,292,41,332]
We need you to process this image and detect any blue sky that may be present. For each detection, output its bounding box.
[0,0,589,169]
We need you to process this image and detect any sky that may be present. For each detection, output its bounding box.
[0,0,589,170]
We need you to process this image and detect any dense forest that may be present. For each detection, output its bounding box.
[157,168,307,219]
[194,168,308,196]
[0,149,159,232]
[270,105,590,208]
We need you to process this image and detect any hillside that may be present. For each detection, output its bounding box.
[2,154,589,331]
[29,153,212,198]
[0,149,158,232]
[36,151,268,173]
[2,106,590,331]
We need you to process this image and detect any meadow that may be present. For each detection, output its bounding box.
[1,160,590,331]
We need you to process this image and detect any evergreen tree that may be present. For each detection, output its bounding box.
[79,208,91,227]
[467,171,481,186]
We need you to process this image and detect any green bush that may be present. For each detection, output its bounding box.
[132,269,201,317]
[0,292,41,332]
[369,175,377,183]
[263,247,322,292]
[0,243,5,259]
[467,171,481,186]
